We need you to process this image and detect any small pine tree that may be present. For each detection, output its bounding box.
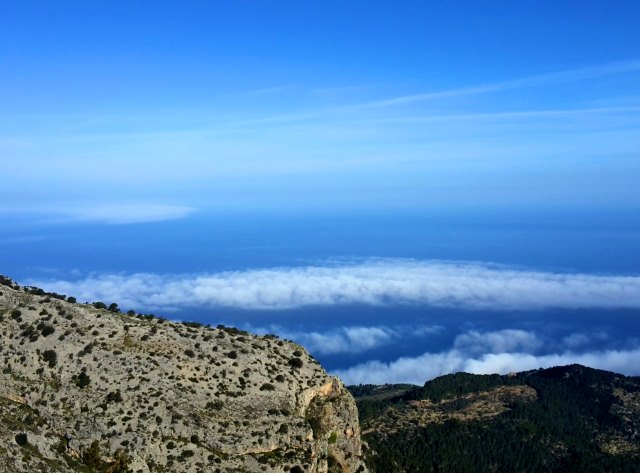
[108,448,132,473]
[83,440,101,468]
[75,371,91,389]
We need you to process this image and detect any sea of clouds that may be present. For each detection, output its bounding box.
[28,259,640,311]
[332,328,640,385]
[29,259,640,385]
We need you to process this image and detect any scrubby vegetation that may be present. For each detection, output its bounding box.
[0,274,366,473]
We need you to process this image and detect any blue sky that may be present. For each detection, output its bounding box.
[2,1,640,384]
[2,1,640,219]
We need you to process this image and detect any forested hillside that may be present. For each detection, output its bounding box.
[350,365,640,472]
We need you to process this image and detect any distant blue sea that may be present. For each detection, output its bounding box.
[2,208,639,380]
[4,208,639,276]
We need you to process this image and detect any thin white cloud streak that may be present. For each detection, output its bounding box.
[234,85,298,97]
[363,106,640,125]
[359,59,640,109]
[26,60,637,136]
[47,204,196,225]
[27,259,640,311]
[334,329,640,385]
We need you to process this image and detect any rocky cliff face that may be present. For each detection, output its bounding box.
[0,277,367,473]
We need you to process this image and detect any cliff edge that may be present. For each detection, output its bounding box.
[0,276,367,473]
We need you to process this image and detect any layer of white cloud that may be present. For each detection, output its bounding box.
[562,331,609,349]
[454,329,543,355]
[287,326,398,355]
[334,328,640,385]
[245,323,444,355]
[27,259,640,311]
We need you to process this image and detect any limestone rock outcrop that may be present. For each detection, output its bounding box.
[0,276,367,473]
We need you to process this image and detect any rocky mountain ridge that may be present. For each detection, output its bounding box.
[0,275,367,473]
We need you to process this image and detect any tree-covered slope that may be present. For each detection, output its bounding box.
[350,365,640,472]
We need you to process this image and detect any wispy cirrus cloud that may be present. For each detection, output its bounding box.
[363,106,640,125]
[216,60,640,127]
[235,85,298,97]
[26,259,640,311]
[359,58,640,109]
[334,328,640,385]
[2,58,639,214]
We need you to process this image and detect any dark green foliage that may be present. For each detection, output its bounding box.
[40,323,55,337]
[227,350,238,359]
[356,365,640,473]
[26,286,46,296]
[92,301,107,309]
[404,371,519,402]
[348,384,415,419]
[106,390,123,403]
[260,383,276,391]
[290,467,304,473]
[83,440,102,468]
[42,350,57,368]
[288,357,303,369]
[15,432,28,446]
[108,302,120,312]
[75,371,91,389]
[206,400,224,411]
[216,324,249,336]
[184,349,196,358]
[21,324,39,342]
[10,309,22,319]
[181,321,204,328]
[79,342,94,356]
[22,286,66,301]
[0,279,68,299]
[0,274,16,287]
[111,448,132,473]
[67,296,76,303]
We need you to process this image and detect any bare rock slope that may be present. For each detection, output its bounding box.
[0,276,367,473]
